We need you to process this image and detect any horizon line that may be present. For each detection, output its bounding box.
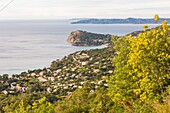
[0,17,170,21]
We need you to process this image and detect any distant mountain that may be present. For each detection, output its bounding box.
[71,18,170,24]
[70,18,96,20]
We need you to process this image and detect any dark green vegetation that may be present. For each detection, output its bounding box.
[0,47,116,113]
[109,21,170,112]
[67,30,112,46]
[71,17,170,24]
[0,18,170,113]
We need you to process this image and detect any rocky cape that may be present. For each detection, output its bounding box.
[67,30,113,46]
[67,27,164,46]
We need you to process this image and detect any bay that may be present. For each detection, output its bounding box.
[0,20,158,75]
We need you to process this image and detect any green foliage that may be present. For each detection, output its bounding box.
[55,85,91,113]
[109,35,134,108]
[2,94,31,113]
[128,22,170,101]
[55,84,115,113]
[153,88,170,113]
[0,93,57,113]
[32,97,54,113]
[108,17,170,112]
[89,88,115,113]
[14,101,31,113]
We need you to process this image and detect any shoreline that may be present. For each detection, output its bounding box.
[0,45,106,76]
[0,22,158,76]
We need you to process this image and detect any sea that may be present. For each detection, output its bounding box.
[0,20,158,75]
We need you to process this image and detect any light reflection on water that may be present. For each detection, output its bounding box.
[0,20,158,75]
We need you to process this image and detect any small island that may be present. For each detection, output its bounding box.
[67,30,113,46]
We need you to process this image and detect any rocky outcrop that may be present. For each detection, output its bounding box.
[67,30,112,46]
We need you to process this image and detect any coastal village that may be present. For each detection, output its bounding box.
[0,47,116,97]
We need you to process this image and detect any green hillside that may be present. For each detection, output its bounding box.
[0,17,170,113]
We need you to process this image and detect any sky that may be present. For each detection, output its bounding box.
[0,0,170,19]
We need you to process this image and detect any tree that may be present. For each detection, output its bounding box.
[154,14,159,23]
[142,24,149,31]
[108,35,135,111]
[15,101,31,113]
[127,20,170,101]
[108,16,170,112]
[55,85,91,113]
[32,97,54,113]
[89,88,115,113]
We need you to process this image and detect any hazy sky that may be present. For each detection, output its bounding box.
[0,0,170,19]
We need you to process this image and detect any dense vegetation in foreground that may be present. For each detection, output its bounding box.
[0,17,170,113]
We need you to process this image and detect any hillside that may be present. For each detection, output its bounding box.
[0,46,116,112]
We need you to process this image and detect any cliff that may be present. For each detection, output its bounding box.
[67,30,112,46]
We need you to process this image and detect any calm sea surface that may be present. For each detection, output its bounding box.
[0,20,158,75]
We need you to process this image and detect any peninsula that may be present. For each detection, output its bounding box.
[67,30,112,46]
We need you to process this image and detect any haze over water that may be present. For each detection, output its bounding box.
[0,20,158,75]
